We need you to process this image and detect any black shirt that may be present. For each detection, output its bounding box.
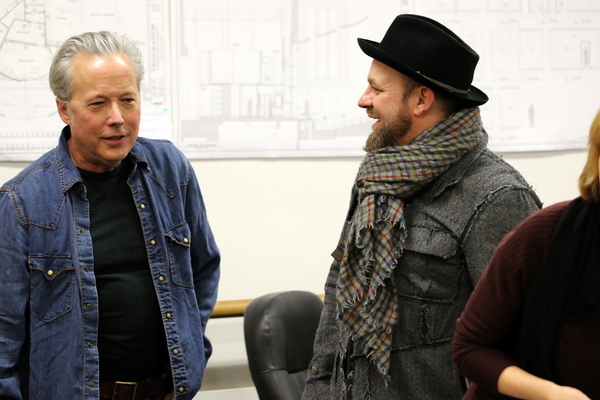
[79,160,169,381]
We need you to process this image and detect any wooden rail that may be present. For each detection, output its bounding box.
[210,294,324,319]
[210,299,251,318]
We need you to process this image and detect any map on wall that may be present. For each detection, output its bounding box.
[1,0,599,161]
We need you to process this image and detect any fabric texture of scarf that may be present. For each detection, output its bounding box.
[336,107,486,379]
[522,197,600,381]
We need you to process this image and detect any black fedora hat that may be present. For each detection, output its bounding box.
[358,14,488,106]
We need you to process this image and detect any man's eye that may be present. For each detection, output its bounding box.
[90,101,104,106]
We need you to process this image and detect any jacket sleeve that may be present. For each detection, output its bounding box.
[185,163,221,364]
[453,203,566,395]
[0,190,29,399]
[452,227,525,394]
[301,254,341,400]
[302,213,357,400]
[461,185,541,286]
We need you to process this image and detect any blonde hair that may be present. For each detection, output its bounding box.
[579,109,600,202]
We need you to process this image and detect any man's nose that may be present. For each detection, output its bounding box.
[107,102,125,125]
[357,87,373,109]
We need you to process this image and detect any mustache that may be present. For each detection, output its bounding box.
[366,108,378,119]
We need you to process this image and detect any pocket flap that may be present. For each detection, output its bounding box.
[403,226,458,259]
[29,256,74,281]
[164,222,191,247]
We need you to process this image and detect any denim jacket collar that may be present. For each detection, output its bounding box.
[55,126,151,196]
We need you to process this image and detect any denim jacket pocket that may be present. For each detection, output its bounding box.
[397,226,462,302]
[164,221,194,288]
[28,256,75,322]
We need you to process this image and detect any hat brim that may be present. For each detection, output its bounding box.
[358,38,488,107]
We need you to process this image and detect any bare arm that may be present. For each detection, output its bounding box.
[498,366,590,400]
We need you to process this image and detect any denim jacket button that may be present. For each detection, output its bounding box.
[150,240,156,245]
[311,366,318,374]
[140,203,146,209]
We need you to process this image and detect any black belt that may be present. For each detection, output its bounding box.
[99,376,172,400]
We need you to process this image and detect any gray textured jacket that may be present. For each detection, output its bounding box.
[302,141,542,400]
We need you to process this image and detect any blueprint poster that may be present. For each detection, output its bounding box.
[0,0,170,161]
[1,0,599,160]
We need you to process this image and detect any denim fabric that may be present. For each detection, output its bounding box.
[302,141,542,400]
[0,127,220,400]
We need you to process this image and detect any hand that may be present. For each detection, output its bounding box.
[163,392,174,400]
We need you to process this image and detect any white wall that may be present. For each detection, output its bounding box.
[0,148,589,399]
[188,149,587,301]
[0,154,589,284]
[1,150,580,301]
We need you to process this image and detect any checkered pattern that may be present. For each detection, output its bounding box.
[336,107,485,379]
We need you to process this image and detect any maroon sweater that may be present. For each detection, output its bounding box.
[452,201,600,399]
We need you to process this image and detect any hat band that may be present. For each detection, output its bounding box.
[416,71,470,95]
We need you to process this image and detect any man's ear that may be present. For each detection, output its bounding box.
[412,86,436,117]
[56,98,70,125]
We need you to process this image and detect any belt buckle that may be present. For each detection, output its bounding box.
[112,381,138,400]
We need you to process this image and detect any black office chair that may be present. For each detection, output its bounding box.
[243,291,323,400]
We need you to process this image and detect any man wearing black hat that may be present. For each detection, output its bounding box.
[302,15,542,399]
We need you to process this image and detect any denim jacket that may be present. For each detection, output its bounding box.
[302,141,541,400]
[0,127,220,400]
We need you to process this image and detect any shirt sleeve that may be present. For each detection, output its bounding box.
[0,190,29,399]
[184,162,221,363]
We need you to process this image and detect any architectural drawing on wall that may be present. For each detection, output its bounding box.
[0,0,170,161]
[0,0,65,159]
[1,0,600,161]
[173,0,600,157]
[171,0,400,158]
[414,0,600,152]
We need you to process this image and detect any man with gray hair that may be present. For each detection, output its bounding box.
[0,31,220,399]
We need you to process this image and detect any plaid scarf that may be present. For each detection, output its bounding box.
[336,107,485,379]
